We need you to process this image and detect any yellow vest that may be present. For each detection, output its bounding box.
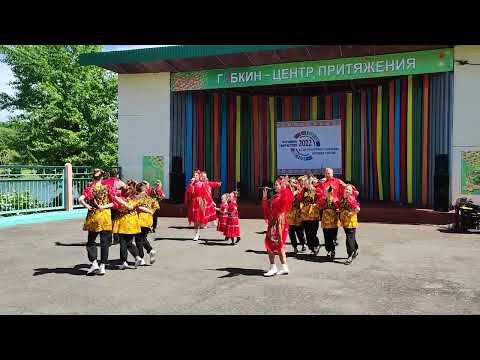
[339,199,359,228]
[321,200,339,229]
[137,195,160,228]
[300,190,320,221]
[113,199,141,235]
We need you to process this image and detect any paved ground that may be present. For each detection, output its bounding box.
[1,218,479,314]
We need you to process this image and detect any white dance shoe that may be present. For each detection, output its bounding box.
[264,264,278,277]
[277,264,290,275]
[118,261,130,270]
[87,260,100,275]
[98,264,106,275]
[149,250,156,264]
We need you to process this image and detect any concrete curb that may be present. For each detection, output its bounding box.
[0,209,87,229]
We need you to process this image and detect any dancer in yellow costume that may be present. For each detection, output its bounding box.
[134,181,160,266]
[78,169,114,276]
[339,184,360,265]
[319,186,340,261]
[287,178,306,254]
[299,175,321,256]
[113,186,145,270]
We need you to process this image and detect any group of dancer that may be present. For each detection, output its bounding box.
[261,168,360,277]
[79,166,359,278]
[184,170,241,245]
[78,169,165,276]
[182,167,360,277]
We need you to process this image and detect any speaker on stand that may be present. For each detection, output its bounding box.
[433,154,450,212]
[169,156,185,204]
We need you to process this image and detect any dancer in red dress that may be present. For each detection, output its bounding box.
[262,177,294,277]
[216,193,229,235]
[224,191,241,245]
[185,171,201,226]
[186,171,209,241]
[201,172,222,228]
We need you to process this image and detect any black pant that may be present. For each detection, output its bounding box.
[111,210,120,243]
[119,234,139,262]
[288,224,305,248]
[152,209,161,230]
[344,228,358,257]
[302,220,320,251]
[135,227,153,258]
[86,231,112,265]
[323,228,338,253]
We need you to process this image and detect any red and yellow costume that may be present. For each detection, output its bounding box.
[262,186,294,254]
[318,196,340,229]
[136,194,160,229]
[224,198,240,238]
[298,187,320,221]
[82,182,114,232]
[287,194,303,226]
[315,177,347,201]
[339,195,360,229]
[112,197,141,235]
[147,184,165,204]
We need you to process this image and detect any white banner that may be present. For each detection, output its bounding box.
[276,120,342,175]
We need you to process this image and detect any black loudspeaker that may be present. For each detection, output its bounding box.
[434,154,449,212]
[435,154,449,175]
[172,156,183,174]
[169,173,185,203]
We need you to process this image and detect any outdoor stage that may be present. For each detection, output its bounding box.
[159,200,455,225]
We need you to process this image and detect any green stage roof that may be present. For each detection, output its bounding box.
[79,45,308,66]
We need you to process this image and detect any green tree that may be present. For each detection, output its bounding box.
[0,122,20,164]
[0,45,118,167]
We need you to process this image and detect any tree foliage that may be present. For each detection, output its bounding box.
[0,45,118,167]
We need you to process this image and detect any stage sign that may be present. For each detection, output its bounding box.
[461,151,480,195]
[276,120,342,176]
[171,48,453,91]
[143,155,165,187]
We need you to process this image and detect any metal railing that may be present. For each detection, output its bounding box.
[0,165,65,216]
[72,167,121,208]
[0,165,122,216]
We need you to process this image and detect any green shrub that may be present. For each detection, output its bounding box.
[0,191,45,213]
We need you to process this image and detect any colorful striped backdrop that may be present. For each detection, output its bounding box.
[170,72,453,206]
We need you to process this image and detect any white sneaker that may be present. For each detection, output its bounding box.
[134,257,142,268]
[138,258,146,266]
[118,261,130,270]
[98,264,106,275]
[193,233,200,241]
[149,250,156,265]
[87,260,100,275]
[277,265,290,275]
[264,265,278,277]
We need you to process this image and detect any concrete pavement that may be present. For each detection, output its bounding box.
[0,217,479,314]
